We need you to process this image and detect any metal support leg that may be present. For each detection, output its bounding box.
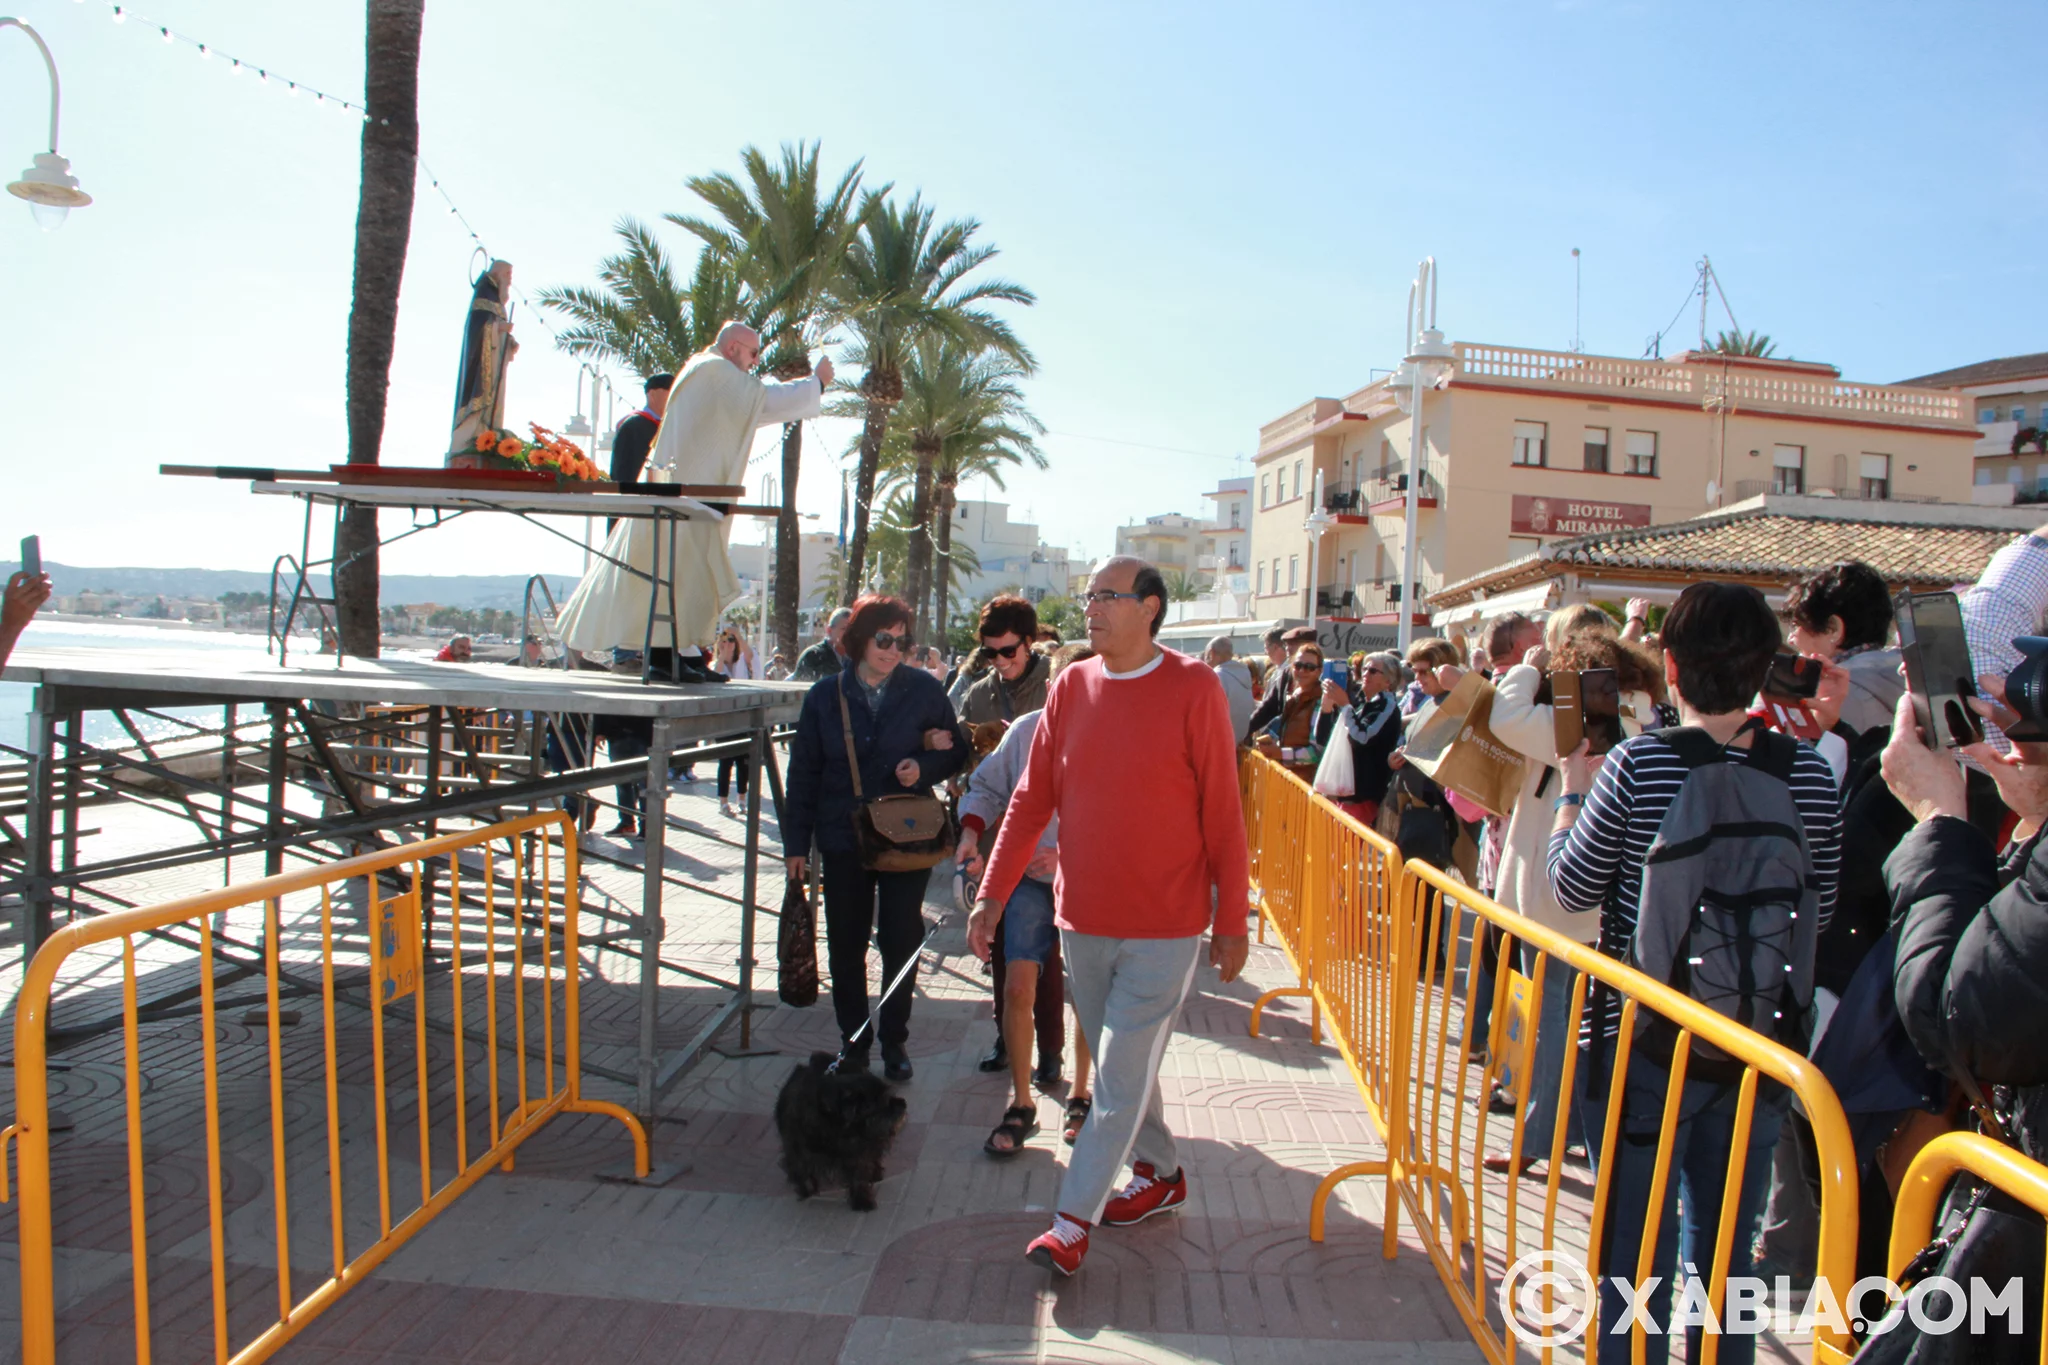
[761,732,787,833]
[423,705,443,935]
[738,724,762,1048]
[58,712,80,918]
[23,689,56,960]
[636,717,674,1121]
[264,702,288,880]
[221,702,237,885]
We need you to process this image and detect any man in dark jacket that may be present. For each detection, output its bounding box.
[792,607,852,682]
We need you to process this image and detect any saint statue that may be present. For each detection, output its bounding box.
[447,259,519,463]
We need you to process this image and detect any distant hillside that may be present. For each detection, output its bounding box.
[1,562,580,611]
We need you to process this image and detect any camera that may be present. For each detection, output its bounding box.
[2003,637,2048,742]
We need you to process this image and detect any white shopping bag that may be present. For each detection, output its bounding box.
[1311,729,1356,799]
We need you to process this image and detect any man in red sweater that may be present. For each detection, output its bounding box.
[971,556,1250,1277]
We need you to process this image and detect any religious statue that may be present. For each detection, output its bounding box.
[447,259,518,464]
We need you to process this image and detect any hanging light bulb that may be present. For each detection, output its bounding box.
[197,42,209,57]
[109,5,125,21]
[158,26,172,43]
[10,151,90,231]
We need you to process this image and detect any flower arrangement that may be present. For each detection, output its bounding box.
[473,423,604,482]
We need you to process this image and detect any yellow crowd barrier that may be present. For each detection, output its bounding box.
[1239,751,1861,1365]
[1889,1132,2048,1351]
[4,810,648,1365]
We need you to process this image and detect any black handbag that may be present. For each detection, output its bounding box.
[777,876,819,1007]
[837,683,957,872]
[1853,1175,2042,1364]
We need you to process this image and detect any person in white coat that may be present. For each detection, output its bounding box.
[556,323,832,674]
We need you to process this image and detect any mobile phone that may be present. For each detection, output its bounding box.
[1580,668,1624,755]
[1895,590,1985,750]
[1552,669,1584,757]
[1763,652,1821,702]
[1321,661,1349,690]
[19,535,40,578]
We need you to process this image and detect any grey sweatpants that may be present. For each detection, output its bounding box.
[1057,930,1203,1224]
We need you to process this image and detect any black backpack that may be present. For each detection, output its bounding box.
[1629,726,1819,1080]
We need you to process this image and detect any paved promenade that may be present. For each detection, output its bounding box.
[0,772,1808,1364]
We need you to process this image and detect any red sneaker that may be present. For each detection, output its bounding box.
[1101,1162,1186,1226]
[1024,1214,1091,1276]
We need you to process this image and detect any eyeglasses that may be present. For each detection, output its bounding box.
[983,640,1026,659]
[1081,590,1143,606]
[870,631,913,652]
[1292,661,1322,673]
[1361,665,1386,676]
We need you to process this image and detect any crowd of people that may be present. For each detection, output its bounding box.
[765,521,2048,1331]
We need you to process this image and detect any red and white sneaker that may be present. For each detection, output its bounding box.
[1024,1214,1091,1276]
[1101,1162,1187,1226]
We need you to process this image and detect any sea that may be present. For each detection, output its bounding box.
[0,620,435,754]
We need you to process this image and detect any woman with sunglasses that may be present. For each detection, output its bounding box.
[1253,644,1329,780]
[784,595,971,1079]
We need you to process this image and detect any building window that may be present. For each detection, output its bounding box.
[1256,563,1266,595]
[1978,468,1994,486]
[1260,474,1270,508]
[1626,430,1659,477]
[1862,453,1892,500]
[1583,426,1610,473]
[1288,555,1299,591]
[2016,406,2030,424]
[1981,407,1998,423]
[1512,420,1548,468]
[1772,444,1805,494]
[1230,505,1241,528]
[1272,558,1282,592]
[1293,459,1304,501]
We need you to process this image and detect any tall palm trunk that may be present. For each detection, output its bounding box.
[774,421,803,662]
[933,473,958,646]
[903,434,940,639]
[841,376,897,603]
[334,0,424,658]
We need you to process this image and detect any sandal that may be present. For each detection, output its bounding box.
[984,1104,1041,1158]
[1063,1095,1091,1146]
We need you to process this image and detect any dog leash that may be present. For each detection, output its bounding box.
[831,909,953,1067]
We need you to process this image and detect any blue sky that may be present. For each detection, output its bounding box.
[2,0,2041,581]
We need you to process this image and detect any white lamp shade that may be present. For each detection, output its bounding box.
[8,151,90,218]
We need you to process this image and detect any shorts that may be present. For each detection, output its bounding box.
[1002,874,1058,966]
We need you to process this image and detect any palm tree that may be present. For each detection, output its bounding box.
[832,193,1035,604]
[873,335,1044,637]
[334,0,425,657]
[669,144,870,662]
[538,226,750,651]
[1707,328,1777,358]
[1163,569,1199,604]
[538,217,742,373]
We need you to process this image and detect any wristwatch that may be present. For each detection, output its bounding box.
[1553,793,1585,811]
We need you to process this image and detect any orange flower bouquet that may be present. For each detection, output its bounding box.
[470,424,604,485]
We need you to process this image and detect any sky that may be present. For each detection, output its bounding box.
[2,0,2043,584]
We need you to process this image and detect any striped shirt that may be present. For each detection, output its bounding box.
[1546,728,1842,1043]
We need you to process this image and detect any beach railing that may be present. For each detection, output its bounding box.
[2,809,647,1365]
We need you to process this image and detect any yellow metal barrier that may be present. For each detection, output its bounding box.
[1238,753,1861,1365]
[1889,1132,2048,1350]
[7,810,648,1365]
[1241,755,1320,1043]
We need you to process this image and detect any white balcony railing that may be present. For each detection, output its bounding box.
[1454,344,1968,428]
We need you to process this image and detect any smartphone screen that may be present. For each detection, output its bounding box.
[1763,652,1821,702]
[1897,590,1984,749]
[1581,668,1623,755]
[20,535,40,578]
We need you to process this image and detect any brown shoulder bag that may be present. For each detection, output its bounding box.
[838,682,957,872]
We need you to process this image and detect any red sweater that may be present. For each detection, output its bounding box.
[982,649,1249,939]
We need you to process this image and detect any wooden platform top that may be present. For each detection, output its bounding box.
[2,648,810,720]
[250,480,724,520]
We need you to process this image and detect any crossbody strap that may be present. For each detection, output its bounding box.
[835,680,866,802]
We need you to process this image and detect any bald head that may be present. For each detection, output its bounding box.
[714,322,762,371]
[1205,635,1234,666]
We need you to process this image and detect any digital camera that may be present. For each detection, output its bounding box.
[2002,636,2048,742]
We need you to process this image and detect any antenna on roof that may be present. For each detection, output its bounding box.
[1571,247,1582,353]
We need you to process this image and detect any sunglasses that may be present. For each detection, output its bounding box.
[1292,661,1322,672]
[870,631,913,652]
[983,640,1027,659]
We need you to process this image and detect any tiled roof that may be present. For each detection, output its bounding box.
[1898,352,2048,390]
[1431,508,2022,606]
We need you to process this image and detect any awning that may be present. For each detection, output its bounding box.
[1429,581,1560,629]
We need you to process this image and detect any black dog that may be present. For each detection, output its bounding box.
[773,1051,908,1210]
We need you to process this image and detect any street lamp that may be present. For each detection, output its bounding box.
[1395,257,1455,650]
[1303,469,1337,638]
[3,18,91,230]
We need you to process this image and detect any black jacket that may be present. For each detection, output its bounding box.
[609,413,659,485]
[1312,690,1403,804]
[1885,816,2048,1159]
[783,662,969,858]
[791,639,842,683]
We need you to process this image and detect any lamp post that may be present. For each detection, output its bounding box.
[1303,469,1337,639]
[1392,257,1455,650]
[3,18,91,230]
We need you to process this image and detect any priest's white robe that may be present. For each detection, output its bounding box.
[556,351,820,653]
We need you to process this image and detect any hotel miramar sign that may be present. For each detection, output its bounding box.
[1510,495,1653,538]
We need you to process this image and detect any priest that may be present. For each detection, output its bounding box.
[556,323,831,680]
